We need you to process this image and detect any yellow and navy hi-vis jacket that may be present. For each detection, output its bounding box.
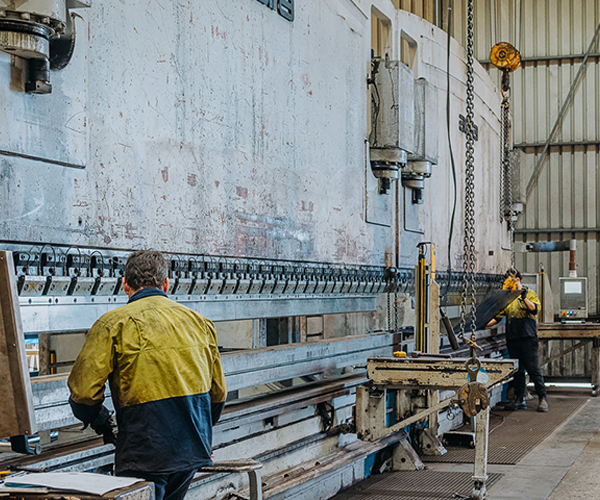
[494,288,542,341]
[68,288,227,474]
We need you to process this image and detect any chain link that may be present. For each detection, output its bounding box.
[387,292,391,331]
[459,0,478,347]
[394,293,399,331]
[499,97,506,223]
[502,90,516,268]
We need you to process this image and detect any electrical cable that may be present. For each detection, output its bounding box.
[370,81,381,146]
[444,6,458,301]
[488,411,506,434]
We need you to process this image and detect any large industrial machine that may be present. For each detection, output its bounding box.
[0,244,515,500]
[0,1,518,499]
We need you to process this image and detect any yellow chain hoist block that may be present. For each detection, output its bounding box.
[502,269,519,292]
[490,42,521,73]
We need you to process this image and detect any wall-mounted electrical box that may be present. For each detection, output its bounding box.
[368,59,414,195]
[370,59,414,153]
[403,77,438,204]
[559,277,588,322]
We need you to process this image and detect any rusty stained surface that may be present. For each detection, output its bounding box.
[367,357,517,387]
[0,2,510,271]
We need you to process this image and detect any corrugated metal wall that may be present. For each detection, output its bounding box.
[399,0,600,377]
[434,0,600,317]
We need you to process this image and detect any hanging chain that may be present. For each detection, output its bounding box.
[499,98,507,223]
[459,0,478,349]
[506,110,516,269]
[387,292,392,331]
[501,85,516,268]
[394,293,399,331]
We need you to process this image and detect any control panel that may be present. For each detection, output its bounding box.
[559,277,588,322]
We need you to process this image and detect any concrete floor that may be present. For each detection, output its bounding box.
[427,391,600,499]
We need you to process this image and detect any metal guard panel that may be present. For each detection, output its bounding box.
[19,295,377,334]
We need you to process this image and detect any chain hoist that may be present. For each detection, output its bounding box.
[456,0,489,435]
[458,0,478,354]
[490,42,521,268]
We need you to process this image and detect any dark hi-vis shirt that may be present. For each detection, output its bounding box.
[494,288,542,341]
[68,288,228,474]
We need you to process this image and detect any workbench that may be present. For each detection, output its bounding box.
[538,323,600,396]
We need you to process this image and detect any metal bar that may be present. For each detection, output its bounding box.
[515,228,600,234]
[0,149,85,170]
[514,140,600,150]
[538,324,600,338]
[526,23,600,200]
[19,295,378,334]
[472,407,490,495]
[480,52,600,65]
[367,357,518,389]
[540,340,591,369]
[30,334,396,431]
[382,398,453,435]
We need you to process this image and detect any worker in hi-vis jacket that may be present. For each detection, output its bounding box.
[487,269,548,413]
[68,250,228,500]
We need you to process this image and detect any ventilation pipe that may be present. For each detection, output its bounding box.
[525,239,577,277]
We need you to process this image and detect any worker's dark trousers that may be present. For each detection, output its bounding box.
[507,337,547,400]
[119,469,197,500]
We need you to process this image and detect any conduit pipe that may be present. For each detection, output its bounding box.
[525,239,577,277]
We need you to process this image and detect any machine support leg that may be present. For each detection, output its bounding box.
[248,469,262,500]
[471,407,490,499]
[591,339,600,397]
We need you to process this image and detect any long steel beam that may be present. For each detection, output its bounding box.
[538,323,600,339]
[19,295,378,334]
[30,333,396,431]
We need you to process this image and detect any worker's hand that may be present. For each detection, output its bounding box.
[89,405,117,445]
[98,417,118,445]
[520,286,529,300]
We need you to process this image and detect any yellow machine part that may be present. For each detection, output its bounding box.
[490,42,521,72]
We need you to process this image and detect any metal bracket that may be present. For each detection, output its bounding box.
[66,1,92,8]
[10,435,41,455]
[392,439,425,470]
[415,428,446,456]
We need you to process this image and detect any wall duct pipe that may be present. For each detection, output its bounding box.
[525,239,577,277]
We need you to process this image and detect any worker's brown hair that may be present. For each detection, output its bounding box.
[504,268,523,280]
[124,250,168,291]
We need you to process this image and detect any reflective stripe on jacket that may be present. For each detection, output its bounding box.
[68,290,227,473]
[494,288,541,340]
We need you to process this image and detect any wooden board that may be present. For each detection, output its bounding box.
[0,251,36,438]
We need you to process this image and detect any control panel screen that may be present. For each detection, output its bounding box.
[564,281,583,294]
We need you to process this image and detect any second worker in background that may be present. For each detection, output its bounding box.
[487,269,548,413]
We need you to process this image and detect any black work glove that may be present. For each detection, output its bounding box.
[88,406,117,445]
[520,286,529,300]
